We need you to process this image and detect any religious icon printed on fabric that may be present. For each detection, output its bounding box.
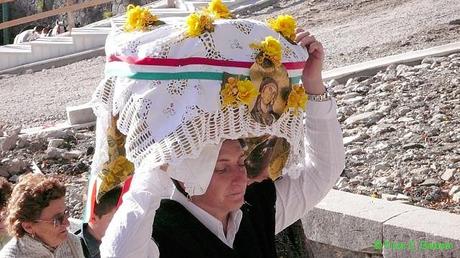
[249,53,292,126]
[218,56,293,181]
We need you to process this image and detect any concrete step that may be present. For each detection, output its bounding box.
[0,0,260,73]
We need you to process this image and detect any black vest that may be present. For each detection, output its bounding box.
[152,180,277,258]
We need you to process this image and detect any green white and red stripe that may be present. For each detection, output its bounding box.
[105,55,304,83]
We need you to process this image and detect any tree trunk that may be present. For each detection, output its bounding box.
[275,219,314,258]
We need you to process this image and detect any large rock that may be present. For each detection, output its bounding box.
[7,158,26,175]
[48,139,65,148]
[441,169,455,181]
[344,112,383,126]
[0,133,18,152]
[0,166,9,177]
[303,190,424,254]
[46,147,65,159]
[62,150,84,160]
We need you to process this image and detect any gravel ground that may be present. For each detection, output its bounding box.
[1,0,459,129]
[0,57,105,128]
[333,54,460,213]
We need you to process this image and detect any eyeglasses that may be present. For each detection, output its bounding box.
[35,208,70,227]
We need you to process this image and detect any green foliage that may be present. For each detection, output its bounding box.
[36,0,45,12]
[103,11,113,19]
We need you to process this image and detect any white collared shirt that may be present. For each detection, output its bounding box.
[101,99,345,258]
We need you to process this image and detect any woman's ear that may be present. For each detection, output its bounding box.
[21,221,35,234]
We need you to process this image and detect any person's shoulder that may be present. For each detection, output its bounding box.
[154,199,188,226]
[245,179,276,205]
[0,237,19,258]
[67,230,83,245]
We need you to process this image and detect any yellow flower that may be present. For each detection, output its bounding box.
[221,77,237,106]
[251,36,282,66]
[221,77,257,107]
[124,4,159,32]
[236,79,258,106]
[186,12,215,37]
[98,155,134,200]
[207,0,232,19]
[267,15,297,42]
[286,84,307,114]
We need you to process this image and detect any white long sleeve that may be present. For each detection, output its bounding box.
[274,98,345,234]
[100,167,173,258]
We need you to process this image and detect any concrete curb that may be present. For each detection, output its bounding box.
[323,41,460,83]
[233,0,277,15]
[21,121,96,136]
[0,47,105,75]
[303,190,460,257]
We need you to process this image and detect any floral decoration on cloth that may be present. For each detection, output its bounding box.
[206,0,233,19]
[267,15,297,43]
[220,75,258,107]
[89,0,311,206]
[286,84,308,115]
[250,36,283,67]
[186,11,215,37]
[124,4,164,32]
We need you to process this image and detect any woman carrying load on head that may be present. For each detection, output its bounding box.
[86,1,345,257]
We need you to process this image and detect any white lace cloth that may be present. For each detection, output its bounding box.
[91,18,310,196]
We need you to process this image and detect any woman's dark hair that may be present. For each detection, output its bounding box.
[5,174,66,237]
[94,185,122,218]
[244,137,277,178]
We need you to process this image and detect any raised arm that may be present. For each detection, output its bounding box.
[100,166,172,258]
[274,29,345,233]
[274,98,345,233]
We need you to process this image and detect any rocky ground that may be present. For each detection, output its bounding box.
[248,0,460,70]
[1,0,459,129]
[332,53,460,213]
[0,126,94,218]
[0,0,459,218]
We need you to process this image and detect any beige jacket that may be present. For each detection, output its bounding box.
[0,232,84,258]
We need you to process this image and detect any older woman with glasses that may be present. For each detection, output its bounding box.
[0,173,84,257]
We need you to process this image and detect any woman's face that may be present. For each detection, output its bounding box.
[26,197,70,248]
[261,83,277,105]
[191,140,248,219]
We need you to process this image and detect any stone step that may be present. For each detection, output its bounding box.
[0,0,260,73]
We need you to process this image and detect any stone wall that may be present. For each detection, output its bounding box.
[112,0,151,16]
